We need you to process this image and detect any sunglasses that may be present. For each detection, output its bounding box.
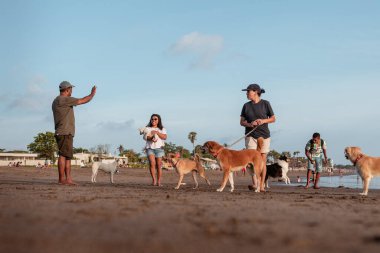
[151,118,159,121]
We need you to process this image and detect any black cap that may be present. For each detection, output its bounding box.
[242,83,265,93]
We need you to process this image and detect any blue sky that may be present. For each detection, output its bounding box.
[1,0,379,164]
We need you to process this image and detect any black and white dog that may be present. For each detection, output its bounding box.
[265,155,290,188]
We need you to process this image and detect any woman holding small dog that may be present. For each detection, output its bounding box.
[145,114,167,186]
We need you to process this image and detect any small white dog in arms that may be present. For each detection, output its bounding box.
[91,159,120,184]
[139,127,158,141]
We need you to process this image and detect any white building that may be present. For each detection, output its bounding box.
[0,153,39,166]
[0,152,128,167]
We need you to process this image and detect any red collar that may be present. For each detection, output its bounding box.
[354,154,364,166]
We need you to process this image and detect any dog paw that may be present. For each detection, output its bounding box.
[216,188,223,192]
[174,187,180,190]
[359,192,368,196]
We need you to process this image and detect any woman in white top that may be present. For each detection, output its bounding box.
[145,114,167,186]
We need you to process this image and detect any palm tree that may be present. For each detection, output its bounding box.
[267,149,280,163]
[188,132,197,155]
[293,151,301,168]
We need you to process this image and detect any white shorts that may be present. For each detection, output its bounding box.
[245,137,270,154]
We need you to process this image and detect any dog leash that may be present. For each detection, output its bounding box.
[227,125,259,148]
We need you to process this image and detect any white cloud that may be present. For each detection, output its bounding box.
[96,119,135,131]
[170,32,224,69]
[8,75,51,112]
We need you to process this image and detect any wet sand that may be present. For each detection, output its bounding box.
[1,166,380,253]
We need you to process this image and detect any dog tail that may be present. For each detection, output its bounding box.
[194,154,205,171]
[256,137,264,153]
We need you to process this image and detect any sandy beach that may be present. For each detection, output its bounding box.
[1,166,380,253]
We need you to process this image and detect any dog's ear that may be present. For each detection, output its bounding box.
[352,147,363,159]
[207,141,220,152]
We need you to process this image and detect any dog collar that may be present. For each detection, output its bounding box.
[172,159,180,167]
[354,154,364,166]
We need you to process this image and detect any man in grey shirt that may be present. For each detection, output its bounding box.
[52,81,96,185]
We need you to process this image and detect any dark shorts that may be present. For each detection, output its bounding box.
[55,135,74,159]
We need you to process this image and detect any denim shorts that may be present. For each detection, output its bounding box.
[146,148,165,158]
[308,156,323,173]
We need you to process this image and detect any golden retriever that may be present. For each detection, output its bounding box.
[202,139,265,192]
[345,147,380,196]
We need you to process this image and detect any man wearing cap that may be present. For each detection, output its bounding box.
[52,81,96,185]
[241,83,276,189]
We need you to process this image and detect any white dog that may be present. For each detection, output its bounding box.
[139,127,158,142]
[278,155,291,184]
[91,159,120,184]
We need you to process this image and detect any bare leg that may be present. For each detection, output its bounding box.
[260,153,267,191]
[192,171,199,189]
[148,155,157,185]
[304,169,312,188]
[64,159,75,185]
[57,156,66,184]
[313,172,321,189]
[156,157,163,186]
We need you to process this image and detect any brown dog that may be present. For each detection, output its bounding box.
[345,147,380,196]
[202,139,265,192]
[167,153,211,190]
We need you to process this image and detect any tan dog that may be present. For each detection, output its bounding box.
[167,154,211,190]
[345,147,380,196]
[202,139,265,192]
